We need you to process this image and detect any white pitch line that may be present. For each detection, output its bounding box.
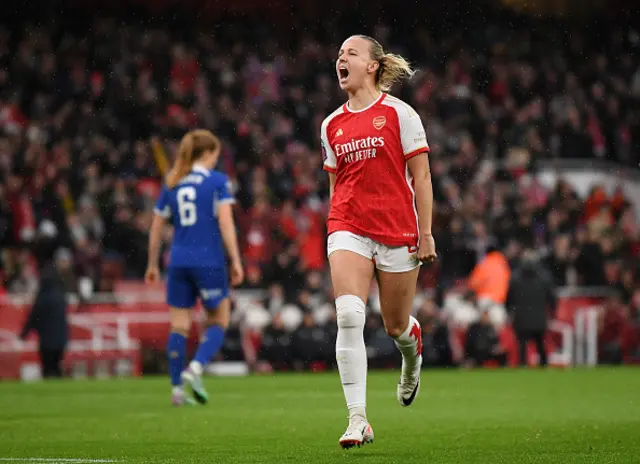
[0,459,119,463]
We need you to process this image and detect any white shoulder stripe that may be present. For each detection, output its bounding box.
[321,105,346,130]
[382,95,418,118]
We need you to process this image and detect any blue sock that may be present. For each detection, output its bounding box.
[193,325,225,366]
[167,332,187,386]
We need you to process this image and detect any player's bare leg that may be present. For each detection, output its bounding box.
[182,298,231,404]
[377,267,423,406]
[329,250,375,449]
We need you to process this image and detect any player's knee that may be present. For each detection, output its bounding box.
[170,323,190,336]
[206,298,230,329]
[206,311,229,330]
[169,308,191,335]
[335,295,366,330]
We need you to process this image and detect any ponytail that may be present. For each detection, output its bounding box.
[354,35,416,92]
[377,53,415,92]
[166,133,194,188]
[165,129,221,188]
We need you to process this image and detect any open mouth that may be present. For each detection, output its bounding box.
[338,67,349,80]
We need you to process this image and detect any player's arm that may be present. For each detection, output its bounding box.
[146,186,171,284]
[407,153,433,239]
[215,177,244,286]
[146,214,166,283]
[321,119,337,200]
[147,214,166,270]
[218,204,241,264]
[402,107,436,264]
[328,172,336,200]
[218,203,244,286]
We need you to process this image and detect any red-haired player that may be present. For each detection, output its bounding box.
[321,35,437,448]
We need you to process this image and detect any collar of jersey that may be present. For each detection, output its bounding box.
[192,164,210,176]
[344,92,386,114]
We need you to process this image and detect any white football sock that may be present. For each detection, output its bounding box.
[335,295,367,420]
[393,316,422,377]
[189,360,203,376]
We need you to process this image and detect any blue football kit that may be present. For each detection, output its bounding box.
[154,165,235,309]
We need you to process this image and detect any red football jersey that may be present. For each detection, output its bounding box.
[321,93,429,247]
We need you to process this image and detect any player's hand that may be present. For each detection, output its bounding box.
[418,234,437,266]
[230,260,244,287]
[144,266,160,285]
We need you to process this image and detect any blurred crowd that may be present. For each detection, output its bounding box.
[1,8,640,366]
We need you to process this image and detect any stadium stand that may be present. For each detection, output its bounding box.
[1,0,639,378]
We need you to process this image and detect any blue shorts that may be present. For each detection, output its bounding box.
[166,266,229,310]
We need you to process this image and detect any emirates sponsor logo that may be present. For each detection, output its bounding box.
[334,136,385,164]
[373,116,386,130]
[335,136,385,157]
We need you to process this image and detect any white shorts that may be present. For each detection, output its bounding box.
[327,231,420,273]
[477,297,508,328]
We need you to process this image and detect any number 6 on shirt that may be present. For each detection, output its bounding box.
[177,186,197,226]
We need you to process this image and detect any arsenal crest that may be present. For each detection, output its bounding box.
[373,116,386,130]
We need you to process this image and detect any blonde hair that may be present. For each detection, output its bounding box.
[355,35,415,92]
[166,129,220,188]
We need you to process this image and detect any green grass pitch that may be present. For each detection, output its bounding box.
[0,368,638,464]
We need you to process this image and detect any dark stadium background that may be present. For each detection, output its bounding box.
[1,0,639,380]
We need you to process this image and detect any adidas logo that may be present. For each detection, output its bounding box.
[335,128,343,137]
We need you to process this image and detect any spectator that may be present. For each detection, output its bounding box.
[543,234,575,287]
[416,301,460,368]
[436,214,476,293]
[597,296,627,365]
[258,313,293,370]
[20,247,71,378]
[463,310,506,368]
[291,313,334,370]
[364,312,400,369]
[575,228,607,286]
[507,250,557,367]
[465,244,511,328]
